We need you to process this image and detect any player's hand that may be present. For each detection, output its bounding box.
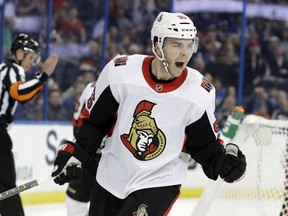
[218,143,247,183]
[53,164,82,185]
[41,54,58,76]
[51,140,90,185]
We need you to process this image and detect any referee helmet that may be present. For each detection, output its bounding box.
[11,33,39,54]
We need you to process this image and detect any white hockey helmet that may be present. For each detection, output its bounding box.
[151,12,199,55]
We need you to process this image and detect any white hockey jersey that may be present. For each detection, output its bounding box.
[77,54,223,199]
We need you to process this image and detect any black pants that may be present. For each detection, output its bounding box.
[0,129,25,216]
[89,181,180,216]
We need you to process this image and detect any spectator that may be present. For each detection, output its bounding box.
[118,35,131,55]
[201,24,221,64]
[244,39,267,96]
[82,70,98,84]
[190,54,206,74]
[62,81,87,119]
[15,95,44,121]
[61,68,98,101]
[216,96,237,129]
[47,89,69,121]
[107,26,121,45]
[13,0,44,35]
[222,37,239,66]
[60,6,86,42]
[213,78,227,111]
[252,102,271,119]
[92,18,105,40]
[16,0,44,17]
[266,43,288,80]
[111,6,133,35]
[271,90,288,120]
[127,43,144,54]
[106,42,119,62]
[266,86,281,115]
[132,0,156,26]
[245,86,269,114]
[155,0,170,12]
[205,50,238,86]
[76,0,98,38]
[62,75,85,101]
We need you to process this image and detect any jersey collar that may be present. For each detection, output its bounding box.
[142,56,187,93]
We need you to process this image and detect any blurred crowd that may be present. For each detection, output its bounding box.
[248,0,288,3]
[2,0,288,128]
[191,11,288,127]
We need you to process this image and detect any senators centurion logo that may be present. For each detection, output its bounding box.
[121,100,166,161]
[133,204,148,216]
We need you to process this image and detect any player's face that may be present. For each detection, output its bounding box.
[163,38,194,77]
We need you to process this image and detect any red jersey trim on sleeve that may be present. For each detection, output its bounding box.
[58,143,75,154]
[77,107,90,127]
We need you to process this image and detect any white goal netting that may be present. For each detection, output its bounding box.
[191,114,288,216]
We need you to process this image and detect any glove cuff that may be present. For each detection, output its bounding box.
[58,140,90,163]
[74,142,90,163]
[58,142,75,155]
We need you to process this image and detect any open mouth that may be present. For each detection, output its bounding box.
[175,62,184,69]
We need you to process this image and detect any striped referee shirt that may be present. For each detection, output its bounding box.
[0,59,48,128]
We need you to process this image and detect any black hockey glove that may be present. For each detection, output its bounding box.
[51,140,90,185]
[218,143,247,183]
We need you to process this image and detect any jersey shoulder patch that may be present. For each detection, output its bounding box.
[114,55,128,67]
[200,77,213,92]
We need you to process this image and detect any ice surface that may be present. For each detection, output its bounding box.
[24,198,198,216]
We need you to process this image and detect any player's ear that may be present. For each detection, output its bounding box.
[155,42,160,51]
[155,43,163,57]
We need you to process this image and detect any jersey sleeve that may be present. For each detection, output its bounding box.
[72,82,96,124]
[184,90,224,180]
[72,82,96,137]
[76,61,119,154]
[7,69,48,103]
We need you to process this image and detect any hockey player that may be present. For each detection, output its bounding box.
[0,33,58,215]
[65,81,104,216]
[52,12,247,216]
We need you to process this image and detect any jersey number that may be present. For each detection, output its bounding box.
[87,87,96,109]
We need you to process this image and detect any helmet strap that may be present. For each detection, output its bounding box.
[152,44,174,77]
[159,49,169,74]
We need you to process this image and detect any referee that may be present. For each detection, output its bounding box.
[0,33,58,215]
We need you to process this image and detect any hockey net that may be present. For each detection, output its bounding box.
[191,114,288,216]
